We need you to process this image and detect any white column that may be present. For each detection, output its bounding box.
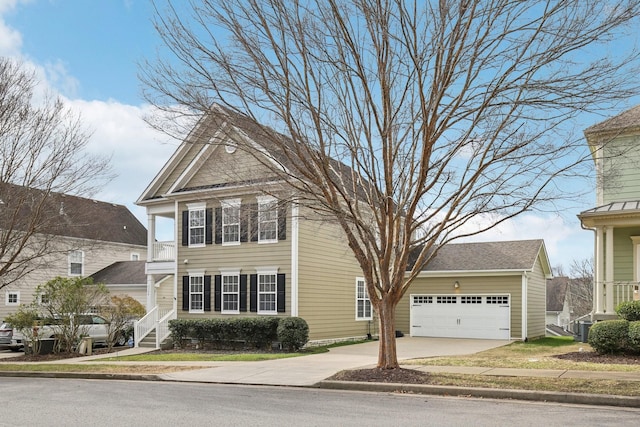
[146,214,157,311]
[605,226,615,314]
[595,226,604,314]
[147,214,156,262]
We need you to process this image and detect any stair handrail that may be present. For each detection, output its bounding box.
[134,306,158,347]
[156,309,176,348]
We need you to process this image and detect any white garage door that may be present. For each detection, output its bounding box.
[410,294,510,340]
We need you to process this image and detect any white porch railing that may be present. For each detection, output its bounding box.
[152,241,176,261]
[612,282,639,307]
[135,307,176,348]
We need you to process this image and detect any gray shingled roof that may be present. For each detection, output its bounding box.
[1,183,147,245]
[584,104,640,135]
[546,277,569,312]
[90,261,148,285]
[421,239,545,272]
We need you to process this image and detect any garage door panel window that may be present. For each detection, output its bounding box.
[486,296,509,304]
[461,296,482,304]
[437,296,457,304]
[413,296,432,304]
[356,278,372,320]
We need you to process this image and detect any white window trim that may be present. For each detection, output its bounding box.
[257,196,278,244]
[355,277,373,321]
[220,268,241,314]
[188,271,205,314]
[69,250,84,276]
[5,291,20,306]
[187,202,207,248]
[256,267,279,314]
[222,199,241,246]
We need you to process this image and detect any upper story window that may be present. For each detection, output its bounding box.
[356,277,372,320]
[257,196,278,243]
[188,202,206,247]
[222,199,241,245]
[69,250,84,276]
[5,291,19,306]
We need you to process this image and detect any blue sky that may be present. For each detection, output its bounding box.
[2,0,639,273]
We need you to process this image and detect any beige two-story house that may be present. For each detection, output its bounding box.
[136,105,551,347]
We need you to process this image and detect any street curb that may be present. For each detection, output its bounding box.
[0,371,163,382]
[316,380,640,408]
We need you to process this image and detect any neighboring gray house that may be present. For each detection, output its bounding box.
[1,185,148,320]
[546,277,571,330]
[89,261,166,307]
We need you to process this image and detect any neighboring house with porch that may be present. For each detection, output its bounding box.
[578,105,640,321]
[135,105,551,348]
[0,186,148,320]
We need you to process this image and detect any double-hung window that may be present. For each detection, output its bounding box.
[257,196,278,243]
[188,203,206,247]
[5,291,19,306]
[356,278,372,320]
[222,272,240,313]
[222,199,241,245]
[258,271,277,313]
[189,274,205,313]
[69,250,84,276]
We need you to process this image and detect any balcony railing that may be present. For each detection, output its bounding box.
[612,282,639,307]
[152,241,175,262]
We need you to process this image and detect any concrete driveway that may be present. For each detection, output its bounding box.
[161,337,509,386]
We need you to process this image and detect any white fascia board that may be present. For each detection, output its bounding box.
[414,269,530,278]
[136,138,194,205]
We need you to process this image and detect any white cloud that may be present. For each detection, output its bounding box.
[454,213,593,272]
[0,0,24,56]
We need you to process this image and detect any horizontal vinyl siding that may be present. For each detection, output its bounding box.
[613,227,640,282]
[396,275,522,339]
[527,259,546,339]
[157,276,175,312]
[603,135,640,204]
[0,240,147,320]
[155,143,203,196]
[296,214,366,341]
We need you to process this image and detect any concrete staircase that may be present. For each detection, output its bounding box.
[137,330,173,349]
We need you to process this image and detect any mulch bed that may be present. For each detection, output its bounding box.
[554,351,640,365]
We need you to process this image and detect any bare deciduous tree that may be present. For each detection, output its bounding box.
[0,58,112,290]
[142,0,640,368]
[569,258,594,320]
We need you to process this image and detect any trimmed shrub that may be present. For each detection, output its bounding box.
[168,319,192,348]
[168,317,280,349]
[628,321,640,353]
[616,301,640,321]
[277,317,309,351]
[588,319,630,354]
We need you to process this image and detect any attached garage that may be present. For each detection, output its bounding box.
[396,239,552,341]
[410,294,510,339]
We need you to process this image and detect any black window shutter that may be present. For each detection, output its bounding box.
[277,273,286,313]
[240,274,248,312]
[181,211,189,246]
[214,207,222,244]
[182,276,189,311]
[249,203,258,242]
[240,205,248,243]
[214,275,222,311]
[249,274,258,312]
[204,275,212,312]
[278,204,286,241]
[205,208,213,245]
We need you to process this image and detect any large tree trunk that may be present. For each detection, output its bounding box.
[377,298,399,369]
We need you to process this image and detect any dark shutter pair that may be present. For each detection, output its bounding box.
[249,273,286,313]
[181,208,213,246]
[181,275,212,311]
